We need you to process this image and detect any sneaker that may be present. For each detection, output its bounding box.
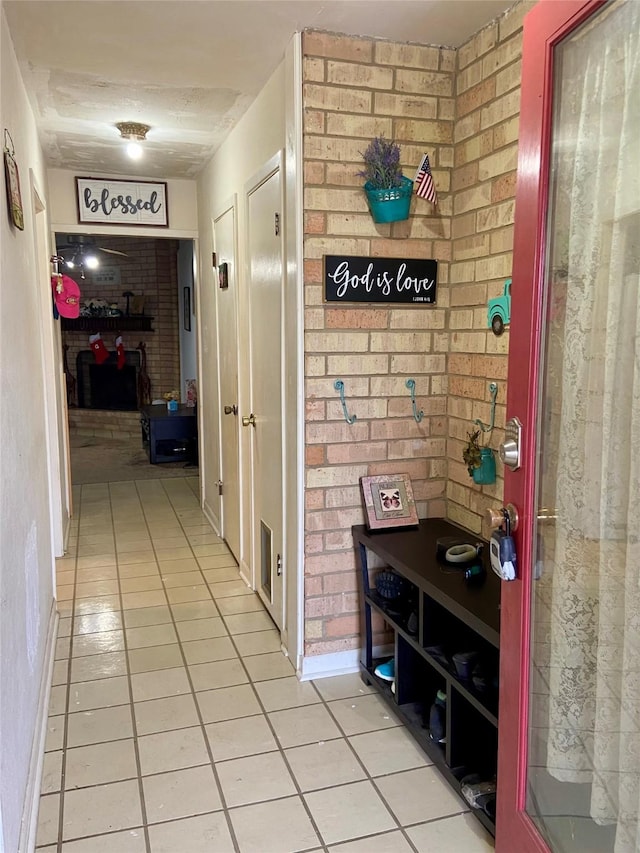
[374,658,395,682]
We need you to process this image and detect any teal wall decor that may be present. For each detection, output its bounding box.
[487,277,511,335]
[334,380,357,425]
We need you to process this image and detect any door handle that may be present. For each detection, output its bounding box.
[485,504,519,531]
[223,404,238,416]
[242,413,256,427]
[537,507,557,524]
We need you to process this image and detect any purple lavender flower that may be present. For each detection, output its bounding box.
[357,136,403,189]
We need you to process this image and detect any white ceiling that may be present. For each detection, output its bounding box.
[4,0,513,179]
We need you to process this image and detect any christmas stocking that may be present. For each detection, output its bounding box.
[89,333,109,365]
[115,335,126,370]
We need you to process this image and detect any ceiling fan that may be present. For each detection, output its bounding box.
[55,234,129,278]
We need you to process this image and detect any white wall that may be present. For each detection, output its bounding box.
[196,59,286,555]
[47,168,198,238]
[196,38,303,666]
[0,9,57,852]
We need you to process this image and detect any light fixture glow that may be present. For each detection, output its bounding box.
[115,122,150,161]
[126,141,144,160]
[84,254,99,270]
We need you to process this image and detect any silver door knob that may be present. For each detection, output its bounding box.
[242,413,256,427]
[224,404,238,415]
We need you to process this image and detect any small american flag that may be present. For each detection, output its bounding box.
[414,154,438,204]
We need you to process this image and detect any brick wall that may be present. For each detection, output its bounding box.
[447,1,534,538]
[62,236,181,409]
[301,3,534,658]
[302,31,456,656]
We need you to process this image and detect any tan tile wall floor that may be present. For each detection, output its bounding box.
[38,476,494,852]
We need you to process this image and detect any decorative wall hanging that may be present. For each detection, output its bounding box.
[360,473,419,531]
[334,380,357,425]
[324,255,437,304]
[358,136,413,224]
[413,153,438,206]
[487,277,511,335]
[183,288,191,331]
[462,382,499,485]
[3,129,24,230]
[218,262,229,289]
[75,177,168,226]
[405,379,424,423]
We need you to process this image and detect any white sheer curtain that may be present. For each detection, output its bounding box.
[543,2,640,850]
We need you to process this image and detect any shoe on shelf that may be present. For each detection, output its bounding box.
[374,658,395,682]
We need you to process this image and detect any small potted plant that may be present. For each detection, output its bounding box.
[357,136,413,224]
[462,429,496,485]
[163,390,180,412]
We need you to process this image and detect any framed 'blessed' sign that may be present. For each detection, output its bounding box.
[324,255,437,304]
[76,177,168,227]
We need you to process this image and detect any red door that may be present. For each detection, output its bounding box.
[496,1,639,851]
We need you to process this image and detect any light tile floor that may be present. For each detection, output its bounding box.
[37,477,494,852]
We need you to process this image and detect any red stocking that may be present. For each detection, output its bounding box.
[115,335,126,370]
[89,333,109,365]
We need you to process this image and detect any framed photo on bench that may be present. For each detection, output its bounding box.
[360,473,419,531]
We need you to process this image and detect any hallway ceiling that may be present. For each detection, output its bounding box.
[4,0,513,179]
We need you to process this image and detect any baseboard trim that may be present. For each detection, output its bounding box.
[201,500,221,537]
[297,644,393,681]
[18,601,58,853]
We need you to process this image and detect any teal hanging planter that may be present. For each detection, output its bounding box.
[472,447,496,485]
[364,176,413,223]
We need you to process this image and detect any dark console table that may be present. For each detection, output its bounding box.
[140,404,197,464]
[354,518,501,836]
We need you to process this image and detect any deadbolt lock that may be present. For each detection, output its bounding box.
[242,413,256,428]
[224,404,238,416]
[500,417,522,470]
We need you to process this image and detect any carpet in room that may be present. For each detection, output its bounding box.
[70,435,199,485]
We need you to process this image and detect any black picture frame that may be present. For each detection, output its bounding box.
[218,262,229,289]
[183,287,191,331]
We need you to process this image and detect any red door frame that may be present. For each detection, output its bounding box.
[495,1,607,850]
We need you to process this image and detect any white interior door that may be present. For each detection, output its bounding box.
[246,157,284,629]
[214,204,240,562]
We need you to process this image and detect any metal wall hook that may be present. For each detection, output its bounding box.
[405,379,424,423]
[334,379,357,425]
[474,382,499,434]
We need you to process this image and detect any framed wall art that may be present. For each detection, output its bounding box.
[183,287,191,331]
[75,177,168,226]
[218,262,229,289]
[4,130,24,231]
[360,473,419,531]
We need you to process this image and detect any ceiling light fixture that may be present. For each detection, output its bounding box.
[115,121,150,161]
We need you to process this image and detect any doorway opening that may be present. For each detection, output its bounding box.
[56,233,200,485]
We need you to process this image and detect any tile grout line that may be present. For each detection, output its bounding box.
[137,478,243,852]
[109,481,153,853]
[159,477,330,851]
[52,482,83,853]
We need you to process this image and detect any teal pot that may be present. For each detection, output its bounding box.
[472,447,496,485]
[364,176,413,223]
